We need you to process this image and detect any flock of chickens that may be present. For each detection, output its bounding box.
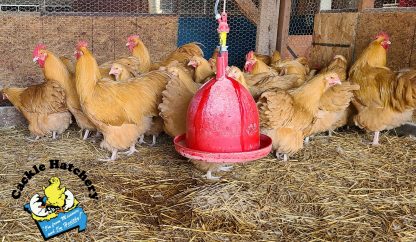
[1,32,416,178]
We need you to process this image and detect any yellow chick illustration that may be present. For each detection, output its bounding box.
[43,177,66,213]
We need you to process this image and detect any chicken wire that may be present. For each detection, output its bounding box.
[0,0,263,90]
[285,0,317,59]
[285,0,361,60]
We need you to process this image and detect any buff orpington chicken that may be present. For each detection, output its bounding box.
[99,35,151,80]
[74,41,170,161]
[349,32,416,145]
[227,66,305,99]
[2,51,72,141]
[257,72,342,161]
[304,55,360,139]
[159,65,200,137]
[151,42,204,71]
[188,55,215,83]
[244,50,277,75]
[33,44,97,140]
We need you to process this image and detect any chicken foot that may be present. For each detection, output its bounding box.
[98,150,118,162]
[52,131,57,140]
[202,165,233,180]
[150,135,157,146]
[138,135,146,144]
[276,152,289,162]
[25,136,40,142]
[372,131,380,146]
[120,144,138,156]
[203,170,220,180]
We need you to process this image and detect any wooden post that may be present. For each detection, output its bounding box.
[358,0,375,11]
[255,0,281,55]
[276,0,292,57]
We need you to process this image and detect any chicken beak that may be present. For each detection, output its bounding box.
[109,67,119,76]
[188,60,197,68]
[329,78,342,86]
[33,56,39,63]
[126,42,130,47]
[386,41,391,45]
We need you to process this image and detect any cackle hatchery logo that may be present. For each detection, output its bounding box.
[12,160,98,240]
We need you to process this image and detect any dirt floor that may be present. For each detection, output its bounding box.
[0,125,415,241]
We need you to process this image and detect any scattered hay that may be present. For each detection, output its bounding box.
[0,126,415,241]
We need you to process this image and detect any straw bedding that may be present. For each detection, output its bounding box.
[0,125,415,241]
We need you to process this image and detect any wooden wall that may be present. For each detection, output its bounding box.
[0,13,178,89]
[310,10,416,70]
[310,12,359,69]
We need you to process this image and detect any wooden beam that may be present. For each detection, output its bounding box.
[256,0,281,55]
[276,0,291,57]
[234,0,260,25]
[358,0,375,11]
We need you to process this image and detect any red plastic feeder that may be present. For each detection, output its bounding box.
[174,0,271,163]
[173,50,272,163]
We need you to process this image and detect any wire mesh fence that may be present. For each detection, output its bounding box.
[0,0,261,89]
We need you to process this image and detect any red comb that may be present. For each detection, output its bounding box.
[374,32,390,41]
[76,40,88,49]
[127,35,140,41]
[33,44,46,58]
[246,51,254,60]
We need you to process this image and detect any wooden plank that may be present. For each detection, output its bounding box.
[92,17,115,65]
[276,0,291,58]
[410,23,416,67]
[0,14,42,89]
[354,11,416,70]
[285,35,313,59]
[234,0,260,25]
[256,0,280,55]
[113,16,137,60]
[309,12,359,69]
[42,16,93,61]
[136,16,178,62]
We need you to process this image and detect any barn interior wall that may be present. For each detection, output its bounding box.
[0,13,179,89]
[310,10,416,70]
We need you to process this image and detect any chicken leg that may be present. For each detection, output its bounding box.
[99,150,118,162]
[150,135,157,146]
[82,129,90,140]
[52,131,57,140]
[26,136,40,142]
[276,152,289,162]
[372,131,380,146]
[202,165,233,180]
[138,135,146,144]
[203,170,220,180]
[120,144,138,156]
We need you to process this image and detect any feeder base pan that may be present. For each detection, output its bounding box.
[174,134,272,163]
